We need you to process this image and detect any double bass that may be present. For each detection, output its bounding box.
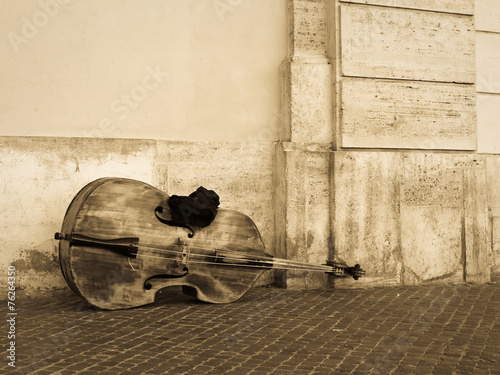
[55,178,364,310]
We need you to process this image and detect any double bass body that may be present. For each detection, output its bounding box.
[57,178,270,310]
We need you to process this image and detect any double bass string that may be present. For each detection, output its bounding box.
[137,252,332,272]
[67,232,334,271]
[132,243,335,273]
[138,243,331,271]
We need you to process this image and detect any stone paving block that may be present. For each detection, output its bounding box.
[7,284,500,374]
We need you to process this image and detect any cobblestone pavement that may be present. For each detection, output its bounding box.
[6,283,500,374]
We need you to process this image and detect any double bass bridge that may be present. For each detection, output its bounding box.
[143,238,191,290]
[177,238,190,267]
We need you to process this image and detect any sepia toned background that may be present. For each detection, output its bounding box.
[0,0,499,297]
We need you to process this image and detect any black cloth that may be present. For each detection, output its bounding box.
[155,187,220,237]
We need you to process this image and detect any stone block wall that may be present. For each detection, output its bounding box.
[333,152,490,287]
[476,0,500,154]
[277,0,496,288]
[487,157,500,279]
[337,0,476,150]
[476,0,500,280]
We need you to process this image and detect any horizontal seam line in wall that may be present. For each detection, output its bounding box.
[339,1,473,17]
[476,29,500,35]
[338,147,479,155]
[341,75,475,86]
[337,148,479,154]
[477,91,500,96]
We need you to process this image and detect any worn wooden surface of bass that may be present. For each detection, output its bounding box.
[57,178,270,310]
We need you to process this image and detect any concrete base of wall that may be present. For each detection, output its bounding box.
[1,136,499,298]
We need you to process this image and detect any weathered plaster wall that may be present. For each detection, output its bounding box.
[0,1,285,298]
[0,0,286,142]
[0,137,275,297]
